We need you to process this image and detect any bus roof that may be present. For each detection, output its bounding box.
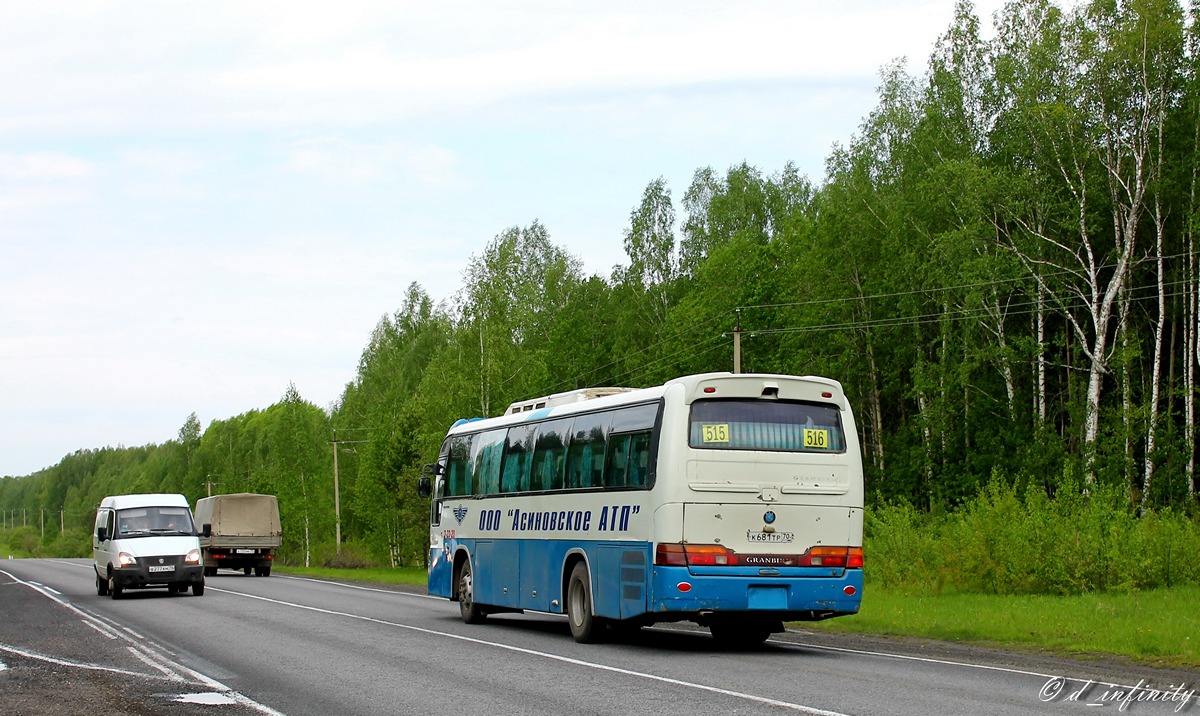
[447,372,846,436]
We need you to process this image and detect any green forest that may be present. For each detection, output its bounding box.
[4,0,1200,594]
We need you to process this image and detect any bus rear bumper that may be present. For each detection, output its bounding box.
[648,566,863,619]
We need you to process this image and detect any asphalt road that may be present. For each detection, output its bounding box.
[2,558,1197,715]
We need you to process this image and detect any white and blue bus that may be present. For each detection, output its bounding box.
[418,372,864,645]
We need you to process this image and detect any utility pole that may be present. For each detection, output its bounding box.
[330,430,368,553]
[733,308,743,374]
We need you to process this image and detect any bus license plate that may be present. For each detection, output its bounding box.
[148,565,175,573]
[747,531,793,543]
[236,549,256,554]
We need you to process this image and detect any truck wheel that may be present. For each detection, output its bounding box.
[243,567,252,576]
[204,566,217,576]
[255,566,271,577]
[192,579,205,596]
[96,573,109,596]
[457,560,486,624]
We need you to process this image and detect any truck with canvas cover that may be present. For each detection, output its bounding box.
[194,493,282,576]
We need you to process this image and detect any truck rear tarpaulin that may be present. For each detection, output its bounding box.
[194,493,282,576]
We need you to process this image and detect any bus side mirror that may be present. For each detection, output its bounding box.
[96,526,108,542]
[417,477,432,498]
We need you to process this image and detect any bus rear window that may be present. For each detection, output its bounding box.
[688,400,845,453]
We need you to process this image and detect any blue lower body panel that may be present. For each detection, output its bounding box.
[650,565,862,618]
[429,538,861,624]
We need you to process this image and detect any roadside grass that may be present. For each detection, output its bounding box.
[805,586,1200,669]
[0,531,31,559]
[273,565,427,588]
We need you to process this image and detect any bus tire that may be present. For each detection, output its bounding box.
[567,562,604,643]
[458,560,487,624]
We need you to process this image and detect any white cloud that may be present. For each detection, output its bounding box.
[0,0,1018,476]
[0,152,94,180]
[286,137,465,189]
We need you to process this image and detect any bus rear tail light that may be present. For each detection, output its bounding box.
[655,543,687,566]
[682,544,734,566]
[655,543,734,566]
[655,544,863,568]
[797,546,863,568]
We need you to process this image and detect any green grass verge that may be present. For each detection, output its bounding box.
[273,565,427,587]
[0,533,31,559]
[806,586,1200,669]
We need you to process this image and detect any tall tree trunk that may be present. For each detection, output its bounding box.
[866,336,886,475]
[1037,283,1048,426]
[1119,277,1134,491]
[1142,186,1168,506]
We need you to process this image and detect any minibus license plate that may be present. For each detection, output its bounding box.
[747,531,793,543]
[148,565,175,573]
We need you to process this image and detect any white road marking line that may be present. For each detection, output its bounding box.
[211,585,850,716]
[127,645,187,682]
[41,561,1195,709]
[0,643,174,681]
[27,581,65,594]
[81,618,119,640]
[777,637,1061,679]
[0,567,285,716]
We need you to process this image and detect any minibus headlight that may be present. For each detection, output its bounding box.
[117,552,137,567]
[184,549,201,565]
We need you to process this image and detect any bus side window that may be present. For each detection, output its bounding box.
[566,412,611,489]
[606,434,631,488]
[501,425,534,493]
[447,435,474,496]
[628,432,652,487]
[531,419,571,492]
[472,429,506,496]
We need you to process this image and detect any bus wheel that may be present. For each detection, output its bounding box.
[567,563,604,643]
[458,560,486,624]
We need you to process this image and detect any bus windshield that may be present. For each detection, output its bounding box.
[688,399,845,453]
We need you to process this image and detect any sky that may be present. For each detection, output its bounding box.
[0,0,1010,477]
